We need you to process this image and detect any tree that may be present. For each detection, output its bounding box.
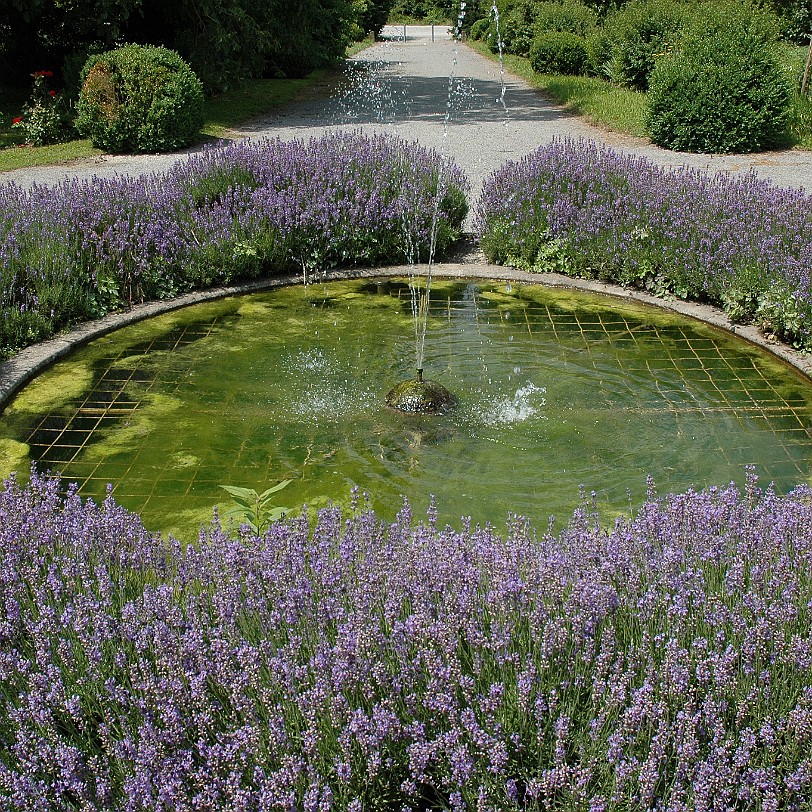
[0,0,142,83]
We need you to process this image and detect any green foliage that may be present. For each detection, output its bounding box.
[497,0,540,56]
[585,28,612,75]
[530,30,591,75]
[534,0,599,38]
[357,0,396,35]
[1,0,370,96]
[602,0,687,91]
[469,17,491,41]
[390,0,486,22]
[759,282,812,348]
[0,0,142,85]
[647,3,792,153]
[12,70,75,146]
[164,1,270,92]
[76,44,204,154]
[763,0,812,42]
[220,481,292,533]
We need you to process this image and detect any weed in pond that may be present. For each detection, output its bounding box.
[219,480,293,532]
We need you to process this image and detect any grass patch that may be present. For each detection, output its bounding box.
[200,71,329,139]
[467,40,649,137]
[0,139,103,172]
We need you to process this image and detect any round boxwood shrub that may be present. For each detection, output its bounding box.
[76,44,204,154]
[529,30,591,75]
[647,10,791,153]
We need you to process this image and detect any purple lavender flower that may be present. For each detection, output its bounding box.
[476,138,812,351]
[0,467,810,808]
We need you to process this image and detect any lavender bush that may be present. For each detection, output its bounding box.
[475,138,812,351]
[1,468,811,810]
[0,132,468,360]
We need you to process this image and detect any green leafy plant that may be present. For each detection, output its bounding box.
[602,0,686,91]
[12,70,74,146]
[534,0,598,38]
[647,3,791,153]
[219,480,293,532]
[530,30,591,75]
[76,44,204,154]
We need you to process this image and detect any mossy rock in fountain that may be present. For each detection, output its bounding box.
[386,377,457,414]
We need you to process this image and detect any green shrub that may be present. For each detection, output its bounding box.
[647,2,791,152]
[585,28,613,75]
[76,44,204,154]
[469,17,491,40]
[529,31,591,75]
[603,0,687,91]
[534,0,598,38]
[495,0,540,56]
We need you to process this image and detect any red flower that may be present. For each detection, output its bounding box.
[33,70,54,78]
[12,117,22,125]
[49,90,56,97]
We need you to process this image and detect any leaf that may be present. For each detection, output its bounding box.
[258,480,293,501]
[223,495,256,511]
[220,484,259,500]
[265,506,289,522]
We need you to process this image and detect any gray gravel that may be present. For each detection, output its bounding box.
[4,24,812,206]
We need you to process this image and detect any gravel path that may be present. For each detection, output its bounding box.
[4,24,812,206]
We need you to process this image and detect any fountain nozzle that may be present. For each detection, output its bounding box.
[386,369,456,415]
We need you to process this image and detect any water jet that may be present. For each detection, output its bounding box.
[2,277,811,538]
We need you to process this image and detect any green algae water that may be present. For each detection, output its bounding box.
[2,277,812,538]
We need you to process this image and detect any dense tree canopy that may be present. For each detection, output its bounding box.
[0,0,395,93]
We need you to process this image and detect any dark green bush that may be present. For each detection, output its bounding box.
[469,17,491,40]
[603,0,687,90]
[529,30,591,75]
[494,0,539,56]
[534,0,598,38]
[647,5,791,153]
[585,28,613,75]
[76,44,204,154]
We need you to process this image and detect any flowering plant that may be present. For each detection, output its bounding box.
[0,468,810,808]
[12,69,74,146]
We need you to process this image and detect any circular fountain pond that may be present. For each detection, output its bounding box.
[2,277,812,538]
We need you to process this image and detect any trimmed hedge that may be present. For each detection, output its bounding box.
[530,31,591,75]
[76,44,204,154]
[647,4,791,153]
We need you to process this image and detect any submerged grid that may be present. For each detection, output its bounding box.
[8,282,812,527]
[22,319,226,502]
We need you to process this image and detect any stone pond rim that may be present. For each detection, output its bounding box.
[2,263,812,412]
[385,368,457,414]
